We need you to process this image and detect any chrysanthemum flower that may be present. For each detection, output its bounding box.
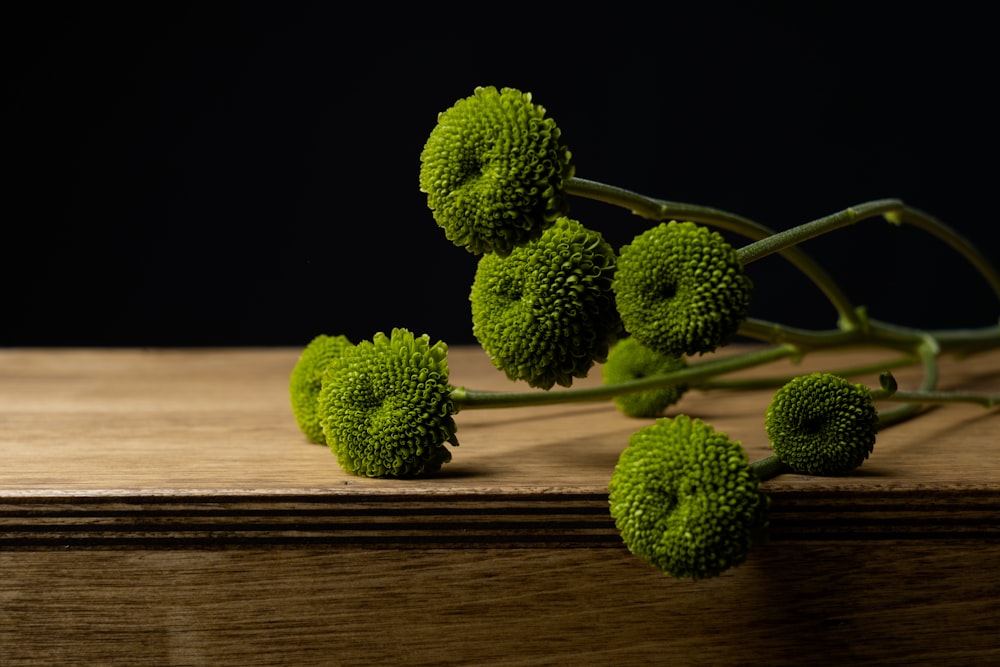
[317,328,458,478]
[614,221,753,357]
[601,337,689,418]
[288,334,354,444]
[608,415,769,579]
[419,86,575,257]
[470,216,620,389]
[765,372,878,475]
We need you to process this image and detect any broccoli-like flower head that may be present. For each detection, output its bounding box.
[289,334,355,444]
[609,415,768,579]
[317,328,459,478]
[602,337,689,418]
[614,221,753,357]
[765,372,878,475]
[470,216,621,389]
[419,85,575,257]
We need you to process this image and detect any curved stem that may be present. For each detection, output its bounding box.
[872,337,940,427]
[736,199,902,265]
[566,177,761,229]
[564,177,861,327]
[734,198,1000,306]
[451,344,799,410]
[894,205,1000,302]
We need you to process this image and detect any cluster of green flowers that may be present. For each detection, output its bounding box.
[290,329,458,478]
[419,86,756,396]
[290,85,1000,580]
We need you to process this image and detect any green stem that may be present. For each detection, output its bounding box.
[894,205,1000,302]
[868,319,1000,356]
[451,344,799,410]
[748,455,793,482]
[735,199,1000,305]
[736,199,902,265]
[566,177,761,229]
[873,337,940,427]
[871,389,1000,408]
[564,177,861,328]
[698,352,919,391]
[738,316,1000,358]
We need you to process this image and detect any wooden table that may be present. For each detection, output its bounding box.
[1,345,998,665]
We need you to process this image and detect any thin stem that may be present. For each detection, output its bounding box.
[749,454,792,482]
[451,344,799,410]
[874,337,940,427]
[564,177,861,327]
[738,316,1000,358]
[566,177,760,229]
[733,198,1000,306]
[737,317,869,350]
[699,352,919,391]
[737,199,902,265]
[871,389,1000,408]
[868,319,1000,356]
[894,205,1000,302]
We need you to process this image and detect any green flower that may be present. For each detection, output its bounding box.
[609,415,768,579]
[419,85,575,257]
[614,221,753,357]
[317,328,459,478]
[289,334,354,444]
[765,372,878,475]
[470,216,621,389]
[602,337,688,418]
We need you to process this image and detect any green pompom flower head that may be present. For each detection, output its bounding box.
[601,337,688,418]
[317,328,458,478]
[470,216,621,389]
[609,415,768,580]
[419,86,575,257]
[614,221,753,357]
[765,372,878,475]
[288,334,354,444]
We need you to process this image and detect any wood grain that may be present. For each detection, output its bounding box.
[1,346,998,664]
[3,543,998,666]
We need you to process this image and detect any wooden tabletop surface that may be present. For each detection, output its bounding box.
[2,344,998,490]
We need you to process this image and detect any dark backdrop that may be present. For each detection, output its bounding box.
[6,3,999,347]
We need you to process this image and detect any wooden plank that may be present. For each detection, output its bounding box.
[2,544,998,665]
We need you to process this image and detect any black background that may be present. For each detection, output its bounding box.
[5,2,999,348]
